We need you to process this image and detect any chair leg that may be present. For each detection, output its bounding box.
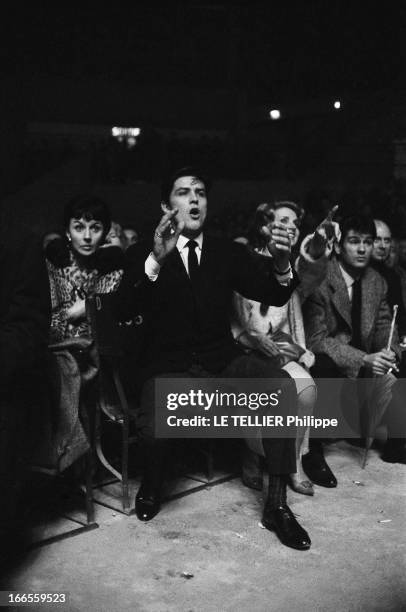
[84,448,95,524]
[121,414,130,511]
[122,459,130,511]
[81,398,96,525]
[206,440,214,483]
[113,366,131,511]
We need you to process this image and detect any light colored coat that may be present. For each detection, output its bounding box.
[231,234,330,369]
[303,257,399,379]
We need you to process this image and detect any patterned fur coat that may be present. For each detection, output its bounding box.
[46,239,123,342]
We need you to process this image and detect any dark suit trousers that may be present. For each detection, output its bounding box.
[136,353,297,475]
[310,353,401,445]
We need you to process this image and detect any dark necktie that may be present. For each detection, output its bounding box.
[187,240,199,284]
[351,277,362,349]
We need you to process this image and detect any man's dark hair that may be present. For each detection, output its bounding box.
[339,215,376,244]
[63,195,111,237]
[160,166,211,204]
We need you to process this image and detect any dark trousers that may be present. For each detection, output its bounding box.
[310,353,402,445]
[136,353,297,476]
[309,354,342,452]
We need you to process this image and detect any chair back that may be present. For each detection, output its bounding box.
[87,294,143,358]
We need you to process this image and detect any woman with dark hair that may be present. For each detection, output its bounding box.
[46,195,123,342]
[40,195,124,473]
[233,200,339,495]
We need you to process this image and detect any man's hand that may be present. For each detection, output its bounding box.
[152,209,184,265]
[263,223,291,272]
[363,349,398,376]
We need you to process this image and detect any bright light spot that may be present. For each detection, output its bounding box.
[333,100,341,110]
[127,136,137,148]
[270,109,281,120]
[111,127,141,137]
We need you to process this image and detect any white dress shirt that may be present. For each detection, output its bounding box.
[338,263,359,303]
[145,233,203,281]
[145,233,292,284]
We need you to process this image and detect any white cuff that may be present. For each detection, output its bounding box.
[145,252,161,281]
[274,264,293,285]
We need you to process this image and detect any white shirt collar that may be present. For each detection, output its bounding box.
[338,263,356,290]
[177,233,203,252]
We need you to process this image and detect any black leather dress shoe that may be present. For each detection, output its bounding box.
[262,504,311,550]
[135,488,161,521]
[381,441,406,464]
[302,451,337,488]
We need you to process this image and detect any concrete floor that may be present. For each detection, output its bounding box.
[1,441,406,612]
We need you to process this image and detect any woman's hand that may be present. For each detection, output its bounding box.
[250,333,281,357]
[66,299,86,322]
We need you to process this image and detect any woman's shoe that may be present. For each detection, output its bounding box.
[302,450,337,488]
[241,446,263,491]
[242,474,263,491]
[289,473,314,496]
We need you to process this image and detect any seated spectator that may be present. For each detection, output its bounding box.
[105,220,127,251]
[42,230,62,250]
[303,215,404,480]
[123,226,139,248]
[114,167,311,550]
[371,220,406,348]
[232,201,338,496]
[41,196,124,472]
[46,197,123,342]
[0,229,50,556]
[386,237,406,323]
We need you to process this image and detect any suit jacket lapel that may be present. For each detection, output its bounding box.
[328,259,352,329]
[167,246,190,283]
[198,235,215,286]
[361,268,380,344]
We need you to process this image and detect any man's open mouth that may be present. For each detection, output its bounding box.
[190,208,200,219]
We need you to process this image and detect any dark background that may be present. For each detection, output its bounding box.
[1,2,405,238]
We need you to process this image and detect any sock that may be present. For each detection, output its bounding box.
[308,438,324,456]
[266,475,287,509]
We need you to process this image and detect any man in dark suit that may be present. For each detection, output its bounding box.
[115,167,311,550]
[303,215,403,486]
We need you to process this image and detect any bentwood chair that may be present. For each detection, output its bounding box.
[87,293,143,512]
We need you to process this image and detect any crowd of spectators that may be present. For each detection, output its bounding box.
[2,163,406,562]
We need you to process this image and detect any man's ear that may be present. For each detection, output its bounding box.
[334,241,341,256]
[161,200,171,214]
